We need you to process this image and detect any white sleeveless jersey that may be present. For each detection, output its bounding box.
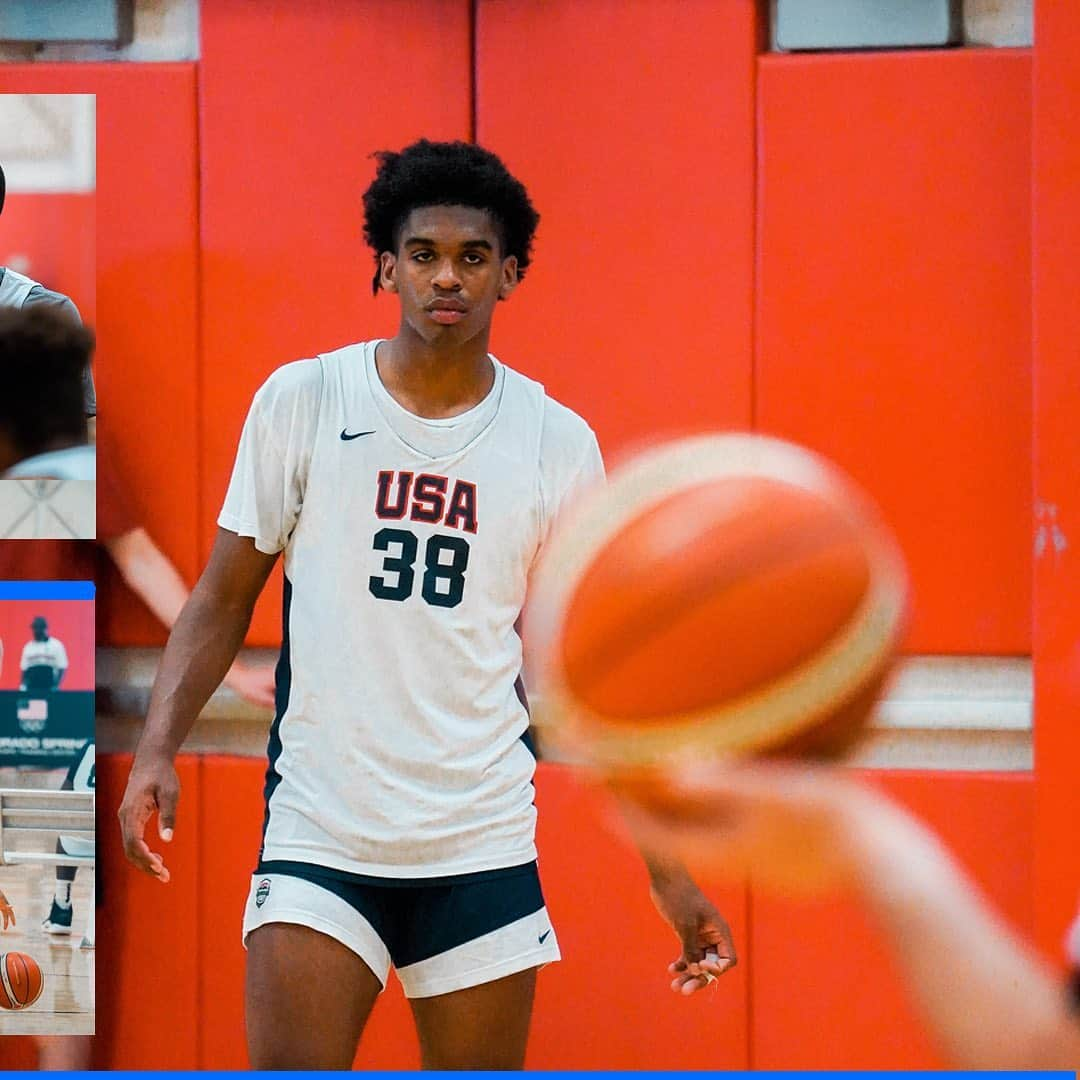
[220,340,603,877]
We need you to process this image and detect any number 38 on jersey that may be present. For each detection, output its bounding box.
[369,470,477,609]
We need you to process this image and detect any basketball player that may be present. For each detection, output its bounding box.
[19,615,67,691]
[119,140,734,1069]
[41,737,95,941]
[0,161,96,431]
[619,761,1080,1068]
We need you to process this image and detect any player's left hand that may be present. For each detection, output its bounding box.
[0,894,15,930]
[648,869,736,994]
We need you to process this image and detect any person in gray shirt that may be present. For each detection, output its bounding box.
[0,161,96,423]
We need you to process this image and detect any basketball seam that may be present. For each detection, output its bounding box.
[0,954,18,1008]
[12,952,27,1001]
[20,952,42,1007]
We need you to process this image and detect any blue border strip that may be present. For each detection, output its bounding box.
[0,580,95,600]
[0,1072,1069,1079]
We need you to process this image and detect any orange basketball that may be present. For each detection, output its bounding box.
[0,951,44,1010]
[524,434,908,766]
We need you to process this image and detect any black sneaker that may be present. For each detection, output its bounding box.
[42,899,73,935]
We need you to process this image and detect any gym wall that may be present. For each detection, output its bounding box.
[0,0,1059,1069]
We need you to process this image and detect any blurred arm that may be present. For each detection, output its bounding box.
[104,525,276,706]
[620,764,1080,1068]
[133,528,277,761]
[844,794,1080,1069]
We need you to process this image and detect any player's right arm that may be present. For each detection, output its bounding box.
[118,527,278,881]
[121,360,317,881]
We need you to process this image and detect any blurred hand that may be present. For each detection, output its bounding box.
[648,865,737,994]
[117,752,179,883]
[223,659,276,709]
[616,762,882,896]
[0,893,14,930]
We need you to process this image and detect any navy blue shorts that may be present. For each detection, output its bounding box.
[242,859,560,999]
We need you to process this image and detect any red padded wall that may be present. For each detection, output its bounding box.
[1032,1,1080,959]
[527,766,749,1069]
[198,1,471,645]
[756,51,1032,654]
[750,771,1034,1069]
[94,753,201,1069]
[476,0,757,455]
[0,65,202,647]
[195,757,261,1068]
[0,193,95,322]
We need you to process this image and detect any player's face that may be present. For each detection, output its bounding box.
[379,205,518,348]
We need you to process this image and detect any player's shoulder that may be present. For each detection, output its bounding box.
[540,388,598,456]
[252,355,326,408]
[497,362,597,450]
[317,339,370,368]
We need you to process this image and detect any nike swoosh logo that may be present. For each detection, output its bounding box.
[538,929,551,945]
[340,429,376,441]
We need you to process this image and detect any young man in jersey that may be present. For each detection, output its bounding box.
[20,615,68,691]
[119,140,734,1069]
[42,737,95,942]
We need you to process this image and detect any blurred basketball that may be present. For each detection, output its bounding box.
[0,951,44,1010]
[524,433,908,768]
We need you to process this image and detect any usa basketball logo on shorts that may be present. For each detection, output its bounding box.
[255,879,271,908]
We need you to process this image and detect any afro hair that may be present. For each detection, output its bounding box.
[362,139,539,295]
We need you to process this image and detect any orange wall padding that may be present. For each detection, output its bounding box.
[0,193,96,323]
[94,67,202,646]
[475,0,758,454]
[756,50,1032,655]
[197,1,471,645]
[5,23,1034,661]
[0,600,94,690]
[93,753,202,1069]
[1032,3,1080,959]
[67,754,1031,1071]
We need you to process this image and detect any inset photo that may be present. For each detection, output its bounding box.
[0,94,95,539]
[0,580,94,1036]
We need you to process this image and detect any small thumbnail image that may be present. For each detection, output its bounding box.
[0,581,94,1037]
[1,94,96,538]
